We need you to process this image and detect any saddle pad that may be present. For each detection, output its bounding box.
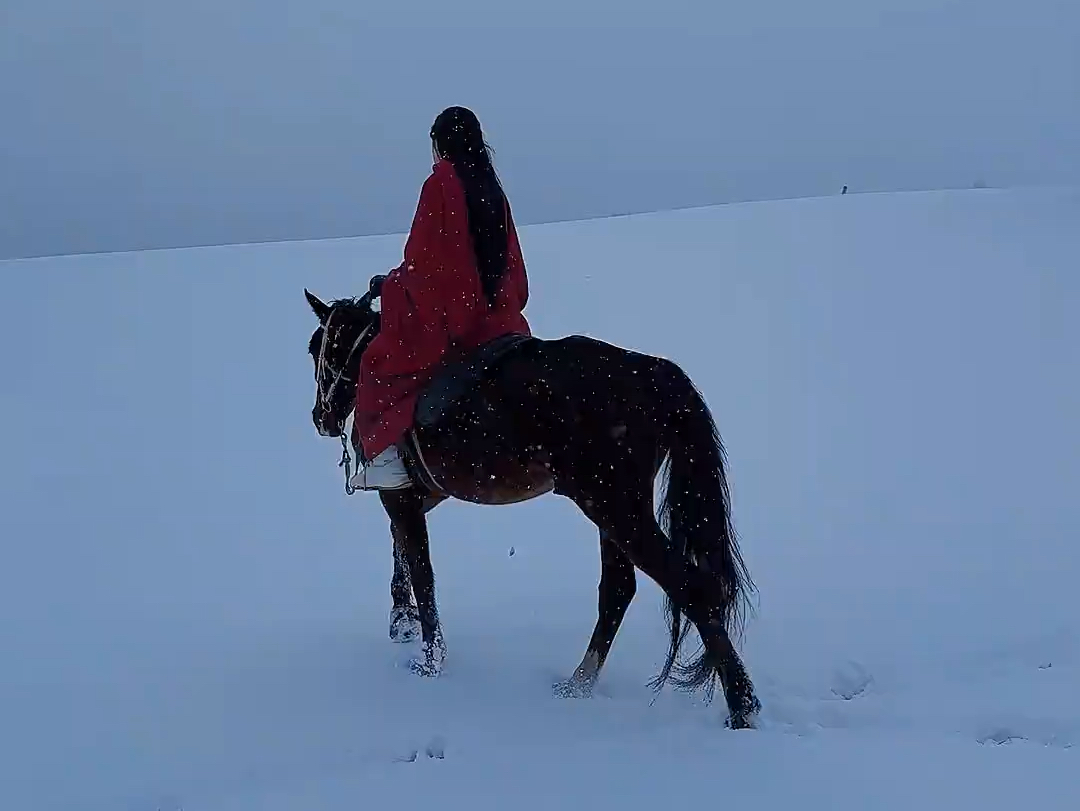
[414,333,534,428]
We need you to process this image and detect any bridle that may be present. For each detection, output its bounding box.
[315,305,375,495]
[315,306,373,422]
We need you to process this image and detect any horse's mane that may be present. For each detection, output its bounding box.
[329,295,370,310]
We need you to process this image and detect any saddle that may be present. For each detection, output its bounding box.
[399,332,534,495]
[414,332,534,428]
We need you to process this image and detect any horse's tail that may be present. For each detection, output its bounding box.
[651,360,755,697]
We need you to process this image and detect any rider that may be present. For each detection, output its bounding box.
[351,106,532,490]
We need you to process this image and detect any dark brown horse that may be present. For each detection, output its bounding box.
[305,288,762,729]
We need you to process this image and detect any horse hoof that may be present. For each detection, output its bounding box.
[409,639,446,678]
[552,677,594,699]
[391,621,420,644]
[726,713,758,730]
[410,658,440,678]
[389,606,421,644]
[726,696,762,730]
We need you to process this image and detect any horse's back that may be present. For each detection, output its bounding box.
[525,334,682,423]
[405,332,675,504]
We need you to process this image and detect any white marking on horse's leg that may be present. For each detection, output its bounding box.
[572,650,602,685]
[553,650,603,698]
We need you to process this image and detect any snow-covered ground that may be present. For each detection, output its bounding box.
[2,187,1078,810]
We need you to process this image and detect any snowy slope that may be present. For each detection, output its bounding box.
[1,187,1078,810]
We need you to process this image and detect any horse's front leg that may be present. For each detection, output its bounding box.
[380,489,446,677]
[389,524,421,643]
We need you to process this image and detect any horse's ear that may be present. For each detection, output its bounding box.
[305,288,331,323]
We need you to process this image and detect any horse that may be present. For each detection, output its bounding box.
[304,287,762,729]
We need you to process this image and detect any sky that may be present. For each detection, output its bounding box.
[1,0,1077,259]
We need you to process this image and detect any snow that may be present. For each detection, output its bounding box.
[2,186,1078,810]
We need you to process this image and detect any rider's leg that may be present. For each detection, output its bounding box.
[352,444,412,490]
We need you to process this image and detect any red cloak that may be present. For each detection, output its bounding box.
[354,159,531,460]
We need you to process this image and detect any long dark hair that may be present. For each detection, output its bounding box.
[430,106,508,306]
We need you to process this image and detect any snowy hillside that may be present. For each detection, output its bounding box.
[1,187,1078,810]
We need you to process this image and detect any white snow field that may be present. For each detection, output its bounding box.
[2,187,1078,810]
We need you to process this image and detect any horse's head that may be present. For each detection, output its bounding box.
[305,288,379,438]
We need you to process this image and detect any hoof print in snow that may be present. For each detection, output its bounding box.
[975,720,1073,750]
[395,738,446,763]
[425,735,447,759]
[830,661,873,700]
[978,728,1027,746]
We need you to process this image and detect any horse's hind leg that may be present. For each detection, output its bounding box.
[388,524,420,643]
[569,488,759,728]
[555,531,636,698]
[380,489,446,677]
[695,617,759,729]
[632,519,760,728]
